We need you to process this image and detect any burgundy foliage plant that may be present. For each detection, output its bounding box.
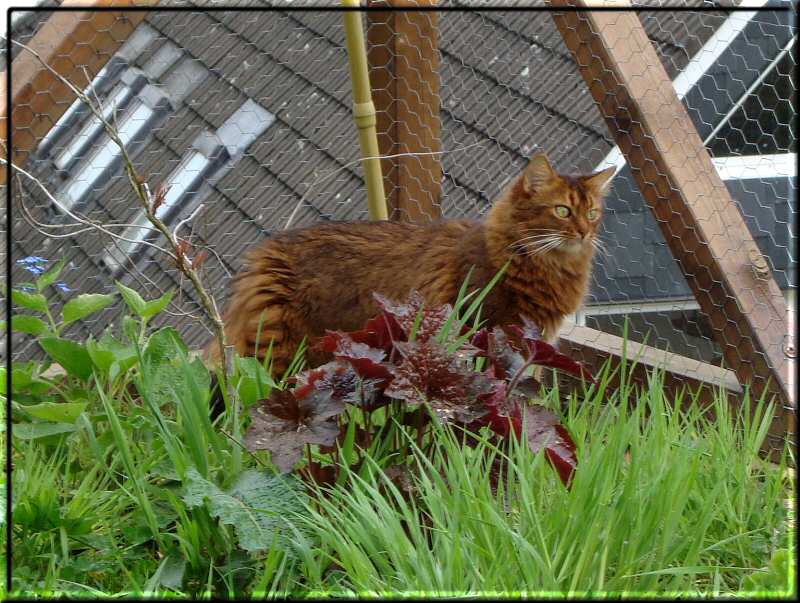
[245,291,596,487]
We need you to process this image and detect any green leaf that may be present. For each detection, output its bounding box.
[142,289,174,319]
[37,258,66,292]
[86,338,116,375]
[182,468,305,553]
[10,314,50,336]
[144,327,188,368]
[115,281,147,317]
[23,401,87,423]
[11,289,49,314]
[13,421,76,439]
[122,315,140,344]
[62,293,116,325]
[39,337,93,381]
[235,357,277,408]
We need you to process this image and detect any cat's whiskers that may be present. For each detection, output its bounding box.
[522,234,565,257]
[590,236,608,258]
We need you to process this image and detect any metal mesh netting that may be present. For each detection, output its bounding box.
[6,1,796,445]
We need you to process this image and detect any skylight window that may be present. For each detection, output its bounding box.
[54,83,135,170]
[37,63,115,155]
[61,102,155,208]
[102,98,275,274]
[217,99,276,158]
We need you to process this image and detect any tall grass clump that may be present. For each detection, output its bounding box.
[6,266,794,598]
[289,369,793,598]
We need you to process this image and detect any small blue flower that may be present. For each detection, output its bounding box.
[16,256,48,276]
[18,284,36,292]
[56,282,72,293]
[18,256,48,265]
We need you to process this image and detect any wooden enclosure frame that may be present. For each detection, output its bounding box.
[5,3,794,450]
[547,0,794,447]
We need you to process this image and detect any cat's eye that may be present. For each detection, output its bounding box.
[554,205,571,219]
[587,207,600,221]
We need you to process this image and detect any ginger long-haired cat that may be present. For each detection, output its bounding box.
[212,153,614,375]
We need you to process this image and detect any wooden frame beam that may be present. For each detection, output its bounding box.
[557,322,793,458]
[1,0,156,186]
[366,0,442,223]
[547,1,793,427]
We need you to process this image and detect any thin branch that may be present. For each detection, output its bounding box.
[5,158,177,260]
[12,39,232,370]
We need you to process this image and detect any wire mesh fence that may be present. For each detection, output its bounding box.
[5,1,796,448]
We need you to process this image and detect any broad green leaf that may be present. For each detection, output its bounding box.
[142,289,174,319]
[39,337,93,381]
[37,258,66,292]
[24,401,87,423]
[10,314,50,336]
[86,338,116,375]
[102,333,139,381]
[159,555,186,590]
[11,289,48,314]
[62,293,116,325]
[183,468,305,553]
[235,357,277,408]
[115,281,147,317]
[144,327,188,368]
[122,315,140,344]
[10,364,35,390]
[0,321,6,331]
[13,421,76,439]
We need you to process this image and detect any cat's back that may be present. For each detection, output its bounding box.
[247,218,472,269]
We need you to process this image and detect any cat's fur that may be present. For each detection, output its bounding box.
[210,153,614,375]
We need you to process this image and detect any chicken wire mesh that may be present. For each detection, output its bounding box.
[5,1,796,447]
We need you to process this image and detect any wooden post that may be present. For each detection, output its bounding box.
[548,1,793,434]
[367,0,442,223]
[1,1,156,186]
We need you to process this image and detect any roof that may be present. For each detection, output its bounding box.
[9,0,796,361]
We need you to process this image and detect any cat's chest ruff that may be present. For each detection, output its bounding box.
[503,261,588,324]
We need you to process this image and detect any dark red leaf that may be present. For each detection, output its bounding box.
[316,313,404,355]
[473,380,522,438]
[385,340,491,423]
[471,327,489,354]
[488,327,529,380]
[522,405,577,487]
[294,361,358,402]
[244,385,346,473]
[373,290,452,343]
[303,461,337,487]
[506,317,596,384]
[314,331,394,384]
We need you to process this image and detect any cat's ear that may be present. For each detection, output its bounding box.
[523,153,559,194]
[583,165,616,195]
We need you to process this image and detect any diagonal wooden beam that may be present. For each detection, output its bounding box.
[547,1,793,429]
[1,0,158,186]
[557,321,793,459]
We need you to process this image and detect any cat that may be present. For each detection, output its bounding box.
[209,153,614,376]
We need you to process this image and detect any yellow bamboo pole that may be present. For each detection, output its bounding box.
[341,0,389,220]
